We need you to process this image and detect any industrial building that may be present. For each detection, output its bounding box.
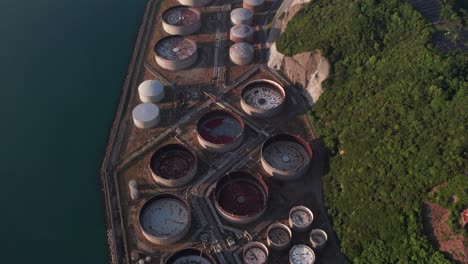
[137,80,165,103]
[162,6,201,36]
[149,143,197,187]
[230,8,253,25]
[261,133,313,180]
[229,42,254,66]
[213,171,269,224]
[230,24,254,43]
[240,79,286,117]
[196,109,245,153]
[154,35,198,70]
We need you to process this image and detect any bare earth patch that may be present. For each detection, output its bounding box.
[422,202,468,263]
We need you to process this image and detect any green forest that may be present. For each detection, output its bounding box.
[277,0,467,262]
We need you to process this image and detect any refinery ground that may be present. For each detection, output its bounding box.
[101,0,347,263]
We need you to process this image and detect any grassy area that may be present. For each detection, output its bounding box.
[277,0,468,262]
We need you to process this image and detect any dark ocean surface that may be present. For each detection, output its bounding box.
[0,0,147,262]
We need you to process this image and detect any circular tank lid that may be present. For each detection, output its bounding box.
[243,242,269,264]
[132,103,160,122]
[150,144,196,180]
[231,8,253,21]
[138,80,164,97]
[244,0,265,5]
[162,6,201,26]
[139,194,191,240]
[267,222,292,248]
[309,229,328,246]
[197,110,244,145]
[230,42,254,58]
[165,248,216,264]
[241,79,285,110]
[155,35,197,60]
[289,245,315,264]
[262,134,312,172]
[230,24,254,38]
[214,171,268,218]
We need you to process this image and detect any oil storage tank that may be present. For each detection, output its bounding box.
[230,24,254,43]
[177,0,211,7]
[240,79,286,117]
[196,110,245,153]
[243,0,265,13]
[213,171,269,224]
[261,134,312,180]
[154,35,198,71]
[229,42,254,66]
[138,80,164,103]
[230,8,253,25]
[139,193,191,245]
[162,6,201,36]
[165,248,216,264]
[150,144,197,188]
[132,103,160,129]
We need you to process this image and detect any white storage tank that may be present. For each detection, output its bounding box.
[177,0,211,7]
[230,8,253,25]
[132,103,160,129]
[230,42,254,66]
[230,24,254,43]
[243,0,265,13]
[138,80,164,103]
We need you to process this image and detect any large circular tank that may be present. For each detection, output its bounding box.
[214,171,268,224]
[230,24,254,43]
[165,248,216,264]
[177,0,211,7]
[132,103,160,129]
[149,144,197,188]
[266,222,292,251]
[309,229,328,251]
[230,8,253,25]
[240,79,286,117]
[162,6,201,36]
[243,242,269,264]
[196,110,244,153]
[229,42,254,66]
[139,193,191,245]
[243,0,265,13]
[138,80,165,103]
[261,134,312,180]
[154,36,198,71]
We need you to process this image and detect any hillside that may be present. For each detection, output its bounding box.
[277,0,468,262]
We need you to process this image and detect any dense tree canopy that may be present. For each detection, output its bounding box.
[277,0,467,262]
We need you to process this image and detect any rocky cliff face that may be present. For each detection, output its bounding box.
[268,0,330,105]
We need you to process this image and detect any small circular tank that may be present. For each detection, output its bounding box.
[138,80,165,103]
[230,8,253,25]
[289,245,315,264]
[177,0,212,7]
[162,6,201,36]
[149,144,197,188]
[132,103,160,129]
[243,0,265,13]
[261,134,312,180]
[243,242,269,264]
[240,79,286,117]
[230,42,254,66]
[230,24,254,43]
[266,222,292,251]
[165,248,216,264]
[139,193,191,245]
[214,171,269,224]
[196,110,244,153]
[309,229,328,251]
[154,36,198,71]
[289,205,314,232]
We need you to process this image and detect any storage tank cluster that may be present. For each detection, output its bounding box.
[229,8,255,66]
[132,80,164,129]
[242,205,327,264]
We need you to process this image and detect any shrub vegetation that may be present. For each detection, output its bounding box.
[277,0,467,262]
